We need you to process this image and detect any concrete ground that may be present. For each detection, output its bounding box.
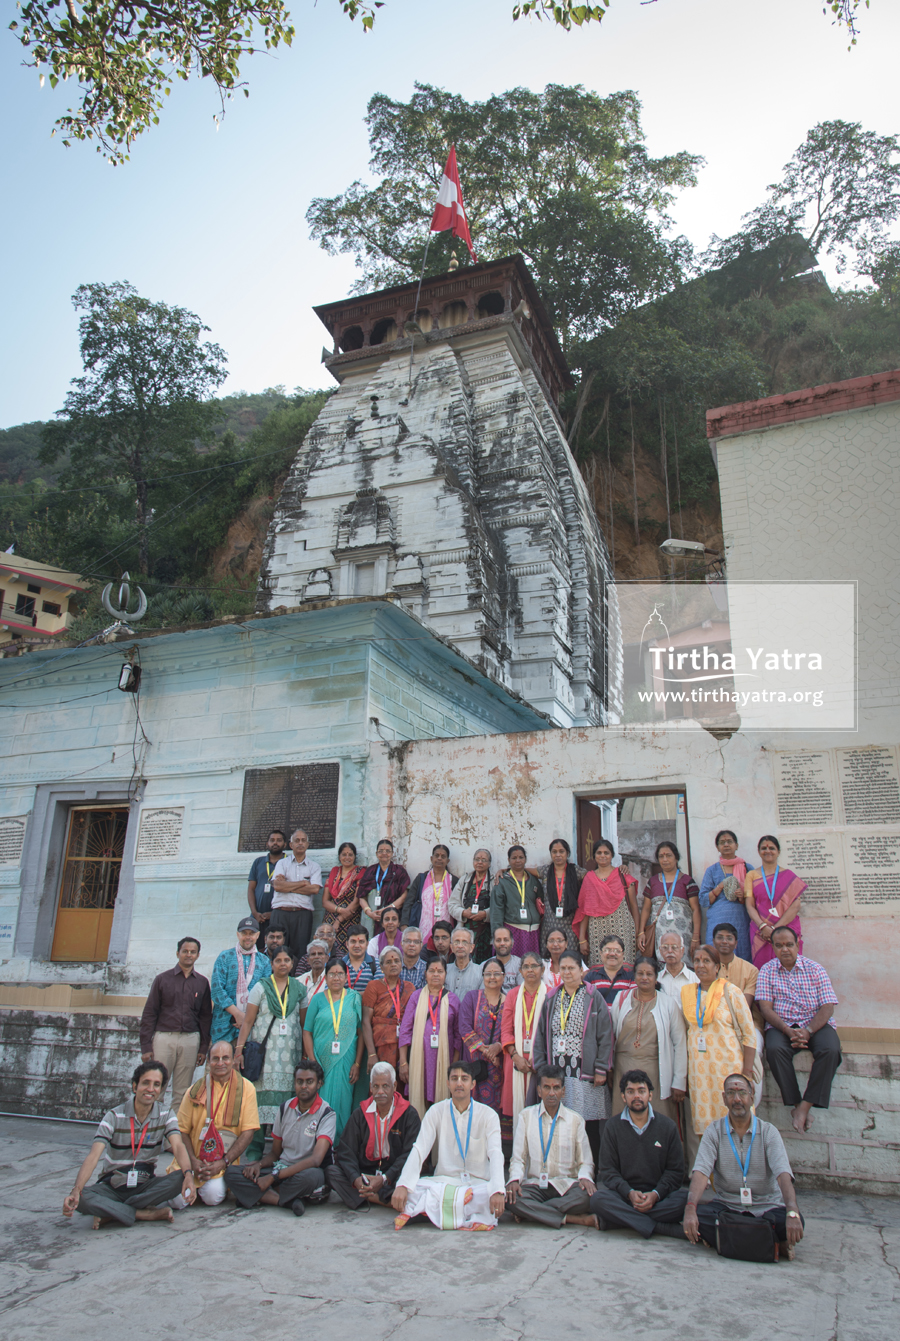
[2,1116,898,1341]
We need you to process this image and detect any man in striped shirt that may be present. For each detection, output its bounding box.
[62,1061,196,1227]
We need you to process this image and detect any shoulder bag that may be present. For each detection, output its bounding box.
[715,1206,778,1262]
[241,1012,278,1083]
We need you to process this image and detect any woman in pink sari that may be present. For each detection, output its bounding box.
[744,834,806,967]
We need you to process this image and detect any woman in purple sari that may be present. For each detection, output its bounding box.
[744,834,806,967]
[397,959,461,1118]
[459,959,509,1140]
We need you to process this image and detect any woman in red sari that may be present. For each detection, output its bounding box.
[745,834,806,967]
[573,839,640,967]
[322,842,364,957]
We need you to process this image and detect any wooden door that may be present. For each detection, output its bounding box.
[50,807,129,961]
[576,798,605,870]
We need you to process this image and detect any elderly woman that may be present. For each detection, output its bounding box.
[321,841,365,957]
[491,845,545,958]
[362,946,415,1074]
[367,904,403,960]
[609,957,687,1120]
[449,848,494,963]
[574,839,640,967]
[638,842,701,965]
[459,959,508,1137]
[534,839,585,959]
[681,943,757,1137]
[234,948,307,1145]
[302,957,364,1137]
[745,834,807,968]
[398,958,461,1118]
[501,951,547,1135]
[357,838,410,926]
[698,829,752,961]
[584,934,635,1005]
[531,951,614,1157]
[171,1039,260,1206]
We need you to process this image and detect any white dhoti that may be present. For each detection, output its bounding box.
[397,1177,497,1231]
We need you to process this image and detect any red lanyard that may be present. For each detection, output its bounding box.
[130,1116,149,1164]
[375,1101,394,1158]
[348,960,366,990]
[386,983,404,1019]
[427,993,441,1031]
[474,876,486,903]
[556,872,565,907]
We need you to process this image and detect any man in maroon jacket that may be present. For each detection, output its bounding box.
[139,937,212,1113]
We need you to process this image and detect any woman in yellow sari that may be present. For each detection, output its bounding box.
[681,943,757,1136]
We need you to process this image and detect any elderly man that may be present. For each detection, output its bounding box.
[139,935,212,1114]
[247,830,288,947]
[506,1063,596,1228]
[756,927,841,1134]
[445,927,483,1000]
[326,1061,421,1210]
[392,1061,507,1230]
[294,921,336,976]
[399,927,427,989]
[492,926,523,991]
[63,1061,195,1228]
[270,828,323,962]
[299,939,330,1000]
[210,917,271,1046]
[684,1073,805,1257]
[173,1040,260,1206]
[225,1061,335,1216]
[589,1069,687,1237]
[656,930,699,1000]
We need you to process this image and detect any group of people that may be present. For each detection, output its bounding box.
[66,826,840,1253]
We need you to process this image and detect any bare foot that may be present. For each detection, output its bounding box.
[92,1216,116,1229]
[564,1213,599,1229]
[134,1207,174,1223]
[790,1107,806,1134]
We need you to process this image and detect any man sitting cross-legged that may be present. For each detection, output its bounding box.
[326,1061,421,1210]
[506,1063,596,1228]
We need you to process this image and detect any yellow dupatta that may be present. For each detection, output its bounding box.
[681,978,726,1031]
[512,982,546,1130]
[408,989,450,1119]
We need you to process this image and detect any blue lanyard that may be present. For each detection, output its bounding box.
[726,1116,757,1184]
[661,871,680,905]
[375,865,388,894]
[760,866,780,906]
[695,985,709,1030]
[450,1102,473,1168]
[538,1110,558,1167]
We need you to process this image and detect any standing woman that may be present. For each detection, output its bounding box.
[698,830,752,961]
[449,848,494,963]
[302,958,364,1137]
[408,844,454,946]
[491,845,544,959]
[534,839,585,959]
[531,951,614,1161]
[542,927,569,990]
[362,946,414,1076]
[609,957,687,1120]
[459,959,508,1139]
[681,944,756,1138]
[357,838,410,928]
[501,951,547,1136]
[397,958,461,1118]
[234,948,307,1158]
[574,839,640,967]
[745,835,806,968]
[638,842,701,965]
[322,842,364,957]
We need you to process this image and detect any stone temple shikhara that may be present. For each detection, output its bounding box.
[257,255,621,728]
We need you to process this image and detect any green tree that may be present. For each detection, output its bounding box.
[308,82,701,351]
[41,281,228,575]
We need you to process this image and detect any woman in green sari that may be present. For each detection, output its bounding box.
[302,957,363,1136]
[234,948,307,1158]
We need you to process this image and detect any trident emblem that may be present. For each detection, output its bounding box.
[101,572,148,622]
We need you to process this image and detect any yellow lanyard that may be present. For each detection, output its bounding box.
[431,873,445,901]
[271,976,289,1019]
[559,989,576,1033]
[327,989,346,1037]
[513,874,527,906]
[521,989,539,1035]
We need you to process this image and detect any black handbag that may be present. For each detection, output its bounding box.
[241,1013,278,1082]
[715,1207,778,1262]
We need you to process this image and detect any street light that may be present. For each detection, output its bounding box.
[659,537,726,582]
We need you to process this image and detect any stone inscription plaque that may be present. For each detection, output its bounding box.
[135,807,184,861]
[0,817,27,864]
[779,834,848,916]
[838,748,900,825]
[774,753,835,827]
[239,764,340,852]
[846,832,900,915]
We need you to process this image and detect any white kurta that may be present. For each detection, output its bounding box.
[397,1099,505,1229]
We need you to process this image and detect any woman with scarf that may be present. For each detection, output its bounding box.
[303,958,364,1136]
[491,845,544,958]
[637,841,701,965]
[234,948,307,1158]
[501,951,547,1137]
[459,959,508,1137]
[407,844,454,946]
[210,917,272,1046]
[397,958,461,1118]
[534,838,585,958]
[681,943,757,1136]
[449,848,493,963]
[574,839,639,967]
[357,838,410,927]
[362,946,415,1074]
[745,834,807,968]
[698,829,752,961]
[322,842,365,956]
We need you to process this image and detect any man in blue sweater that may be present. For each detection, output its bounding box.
[589,1069,688,1236]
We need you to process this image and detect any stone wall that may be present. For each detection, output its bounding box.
[0,1009,140,1119]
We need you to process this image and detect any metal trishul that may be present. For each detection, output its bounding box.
[101,571,148,622]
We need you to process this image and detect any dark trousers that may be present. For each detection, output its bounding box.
[224,1165,324,1209]
[513,1182,591,1229]
[590,1185,688,1238]
[765,1024,842,1108]
[269,908,313,962]
[326,1161,394,1210]
[696,1197,804,1246]
[77,1172,185,1226]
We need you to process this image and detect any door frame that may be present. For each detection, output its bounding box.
[50,804,130,963]
[576,785,692,876]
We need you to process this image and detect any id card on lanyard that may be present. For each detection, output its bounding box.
[127,1116,149,1187]
[555,872,565,918]
[513,874,528,920]
[428,993,441,1048]
[727,1116,758,1205]
[328,990,345,1054]
[661,871,679,922]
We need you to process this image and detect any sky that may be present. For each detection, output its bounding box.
[1,0,899,428]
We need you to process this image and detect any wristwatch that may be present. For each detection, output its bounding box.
[787,1211,800,1218]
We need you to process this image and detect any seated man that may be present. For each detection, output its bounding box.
[225,1061,335,1216]
[326,1061,421,1210]
[62,1061,196,1228]
[684,1073,804,1257]
[506,1063,596,1228]
[445,927,483,1000]
[756,927,841,1134]
[392,1061,506,1230]
[589,1069,687,1237]
[172,1040,259,1206]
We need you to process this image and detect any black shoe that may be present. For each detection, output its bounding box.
[291,1199,306,1217]
[652,1220,684,1238]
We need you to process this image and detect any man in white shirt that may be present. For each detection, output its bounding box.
[270,829,322,962]
[445,928,484,1001]
[657,930,699,1000]
[506,1063,596,1228]
[392,1062,506,1229]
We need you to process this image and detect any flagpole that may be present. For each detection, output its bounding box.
[406,231,432,391]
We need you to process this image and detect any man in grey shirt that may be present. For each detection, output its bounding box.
[683,1073,805,1255]
[445,928,484,1000]
[492,926,523,991]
